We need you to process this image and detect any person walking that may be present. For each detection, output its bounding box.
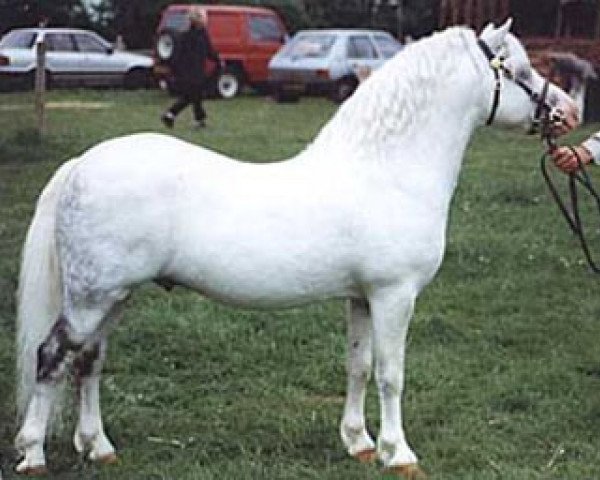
[161,6,222,129]
[552,132,600,173]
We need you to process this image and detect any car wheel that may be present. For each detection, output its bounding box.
[26,73,34,90]
[216,66,243,99]
[24,70,51,91]
[332,76,358,104]
[124,68,151,89]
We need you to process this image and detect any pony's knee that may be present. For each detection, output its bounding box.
[348,357,372,384]
[36,316,83,383]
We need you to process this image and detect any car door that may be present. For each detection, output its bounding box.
[346,34,380,79]
[73,31,124,86]
[44,32,82,85]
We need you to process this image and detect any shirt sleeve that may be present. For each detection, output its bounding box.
[583,132,600,165]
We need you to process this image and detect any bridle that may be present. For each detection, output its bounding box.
[477,39,600,274]
[477,38,564,129]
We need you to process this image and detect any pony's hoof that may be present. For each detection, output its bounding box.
[16,463,48,476]
[384,464,427,479]
[95,452,118,465]
[354,448,377,463]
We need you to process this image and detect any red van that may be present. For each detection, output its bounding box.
[154,4,287,98]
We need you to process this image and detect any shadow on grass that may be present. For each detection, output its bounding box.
[0,128,67,164]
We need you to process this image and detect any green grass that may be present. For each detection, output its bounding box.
[1,90,599,479]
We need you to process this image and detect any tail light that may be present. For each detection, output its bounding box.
[316,69,330,80]
[0,55,9,66]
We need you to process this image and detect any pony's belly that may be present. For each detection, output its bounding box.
[166,256,359,309]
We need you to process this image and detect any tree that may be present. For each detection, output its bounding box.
[0,0,90,34]
[92,0,171,48]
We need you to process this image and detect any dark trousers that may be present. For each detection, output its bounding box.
[168,80,206,121]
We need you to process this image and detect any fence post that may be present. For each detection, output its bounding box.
[35,39,46,136]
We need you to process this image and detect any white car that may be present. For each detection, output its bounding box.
[0,28,154,90]
[269,29,402,103]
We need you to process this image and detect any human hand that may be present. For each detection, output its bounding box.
[552,145,594,173]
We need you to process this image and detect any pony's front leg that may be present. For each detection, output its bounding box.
[370,285,425,479]
[73,338,117,464]
[340,298,376,462]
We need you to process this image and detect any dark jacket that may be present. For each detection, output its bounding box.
[173,26,220,84]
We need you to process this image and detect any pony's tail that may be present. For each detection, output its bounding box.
[16,158,81,422]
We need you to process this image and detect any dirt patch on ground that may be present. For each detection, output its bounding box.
[0,101,112,111]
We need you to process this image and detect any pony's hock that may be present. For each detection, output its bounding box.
[14,20,577,477]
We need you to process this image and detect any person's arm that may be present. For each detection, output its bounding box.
[202,29,221,64]
[582,132,600,165]
[552,132,598,173]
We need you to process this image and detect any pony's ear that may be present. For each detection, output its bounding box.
[497,17,513,37]
[479,22,495,38]
[480,18,513,50]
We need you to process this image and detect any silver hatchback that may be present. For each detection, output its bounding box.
[269,29,402,103]
[0,28,154,91]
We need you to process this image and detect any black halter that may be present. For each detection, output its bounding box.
[477,38,555,128]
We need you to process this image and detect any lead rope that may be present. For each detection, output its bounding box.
[540,130,600,274]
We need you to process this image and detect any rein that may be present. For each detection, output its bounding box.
[540,134,600,274]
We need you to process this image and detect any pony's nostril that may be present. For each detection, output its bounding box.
[549,107,565,125]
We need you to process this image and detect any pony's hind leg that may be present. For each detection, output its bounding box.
[73,337,117,464]
[16,296,120,474]
[15,316,83,474]
[341,298,376,462]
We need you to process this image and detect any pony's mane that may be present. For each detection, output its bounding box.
[311,27,476,150]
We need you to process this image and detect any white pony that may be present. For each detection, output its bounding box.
[15,21,578,477]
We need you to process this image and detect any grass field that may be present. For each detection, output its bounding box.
[0,89,599,479]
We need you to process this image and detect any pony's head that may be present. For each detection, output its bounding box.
[477,19,579,134]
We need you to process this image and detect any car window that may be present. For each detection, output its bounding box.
[374,34,401,59]
[46,33,75,52]
[0,30,37,49]
[347,36,377,59]
[249,15,282,42]
[161,10,190,32]
[74,33,107,53]
[282,34,336,58]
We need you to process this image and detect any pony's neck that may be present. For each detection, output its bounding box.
[309,27,487,207]
[312,28,484,149]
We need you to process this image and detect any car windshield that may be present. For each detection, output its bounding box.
[282,33,336,59]
[0,30,37,49]
[374,35,401,58]
[249,15,283,42]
